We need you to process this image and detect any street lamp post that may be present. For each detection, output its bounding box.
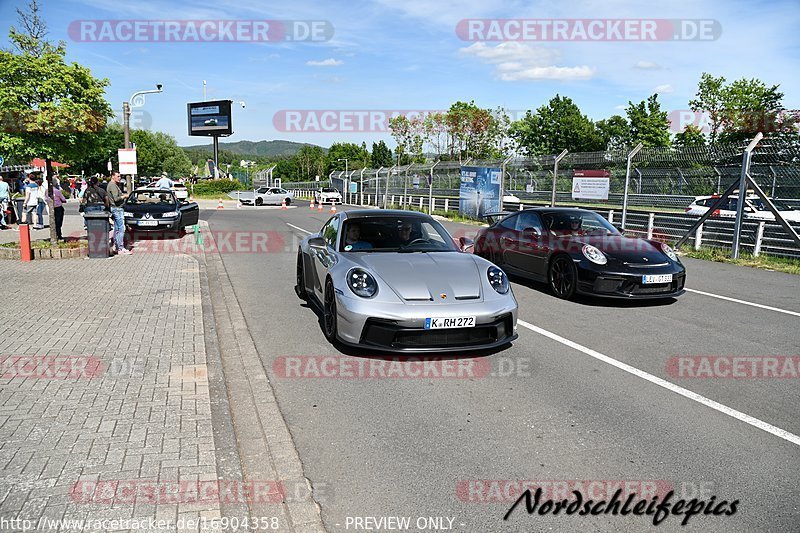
[124,84,163,191]
[337,158,348,203]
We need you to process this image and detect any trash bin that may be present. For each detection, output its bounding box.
[13,198,25,223]
[84,209,111,258]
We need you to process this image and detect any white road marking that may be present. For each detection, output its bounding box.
[685,288,800,318]
[286,223,312,234]
[517,319,800,447]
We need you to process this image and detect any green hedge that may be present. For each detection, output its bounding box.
[191,179,245,196]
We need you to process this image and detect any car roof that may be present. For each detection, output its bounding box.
[341,209,434,220]
[517,207,598,215]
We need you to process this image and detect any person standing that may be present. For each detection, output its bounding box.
[23,176,39,225]
[34,178,46,229]
[50,183,67,240]
[0,176,10,229]
[106,171,131,255]
[155,172,173,190]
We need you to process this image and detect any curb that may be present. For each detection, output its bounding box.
[197,221,326,532]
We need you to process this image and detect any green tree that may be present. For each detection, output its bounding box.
[371,140,393,167]
[689,73,791,144]
[388,115,424,164]
[674,124,706,147]
[626,94,671,148]
[444,101,496,162]
[295,145,326,180]
[509,95,603,156]
[129,130,189,177]
[689,73,727,144]
[325,142,370,174]
[0,0,113,243]
[595,115,629,151]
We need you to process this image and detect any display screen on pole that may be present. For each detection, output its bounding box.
[459,166,502,218]
[187,100,233,136]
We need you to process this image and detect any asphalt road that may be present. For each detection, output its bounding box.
[201,201,799,533]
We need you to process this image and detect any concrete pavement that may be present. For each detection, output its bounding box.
[0,224,325,532]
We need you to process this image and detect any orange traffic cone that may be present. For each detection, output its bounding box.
[281,198,287,210]
[317,202,323,212]
[217,199,224,210]
[330,204,337,214]
[309,200,315,210]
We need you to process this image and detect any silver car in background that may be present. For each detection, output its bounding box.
[295,210,518,352]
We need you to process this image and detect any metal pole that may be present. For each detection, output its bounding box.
[731,133,763,259]
[621,143,643,231]
[122,101,133,191]
[428,161,440,214]
[551,149,568,207]
[212,136,220,177]
[769,165,777,197]
[385,165,396,209]
[403,167,409,210]
[360,169,365,206]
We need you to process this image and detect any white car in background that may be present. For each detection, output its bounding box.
[146,181,189,201]
[686,195,800,222]
[233,187,294,206]
[315,187,343,205]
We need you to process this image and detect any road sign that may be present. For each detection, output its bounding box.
[118,148,137,176]
[572,177,610,200]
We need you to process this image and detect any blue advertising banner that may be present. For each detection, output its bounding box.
[459,166,502,218]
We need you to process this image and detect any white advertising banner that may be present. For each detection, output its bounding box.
[572,177,609,200]
[118,148,138,176]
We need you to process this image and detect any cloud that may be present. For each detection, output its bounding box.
[654,84,674,94]
[614,104,627,110]
[306,58,344,67]
[634,61,663,70]
[459,42,593,81]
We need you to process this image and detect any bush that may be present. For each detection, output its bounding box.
[191,179,245,196]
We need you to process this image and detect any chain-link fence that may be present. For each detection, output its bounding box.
[284,136,800,258]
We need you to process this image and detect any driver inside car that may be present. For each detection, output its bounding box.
[398,222,416,246]
[568,216,584,235]
[343,223,372,251]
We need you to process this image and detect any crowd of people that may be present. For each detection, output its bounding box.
[0,170,186,256]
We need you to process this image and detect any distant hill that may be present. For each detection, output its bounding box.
[182,140,325,158]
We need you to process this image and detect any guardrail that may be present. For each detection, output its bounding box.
[289,188,800,259]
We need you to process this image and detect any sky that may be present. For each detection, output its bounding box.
[1,0,799,149]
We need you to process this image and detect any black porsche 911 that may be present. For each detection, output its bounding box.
[123,188,199,232]
[474,208,686,300]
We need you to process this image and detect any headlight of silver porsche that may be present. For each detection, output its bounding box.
[347,268,378,298]
[487,266,510,294]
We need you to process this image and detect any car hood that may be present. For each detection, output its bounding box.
[573,235,670,264]
[348,252,482,301]
[124,203,178,213]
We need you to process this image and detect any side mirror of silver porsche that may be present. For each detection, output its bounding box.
[458,236,474,252]
[308,236,326,249]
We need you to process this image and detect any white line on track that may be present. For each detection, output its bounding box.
[517,319,800,447]
[685,288,800,318]
[286,223,312,235]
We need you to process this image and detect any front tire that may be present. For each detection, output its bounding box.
[322,278,338,342]
[549,255,578,300]
[295,250,307,300]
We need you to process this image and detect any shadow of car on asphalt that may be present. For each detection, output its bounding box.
[508,274,679,309]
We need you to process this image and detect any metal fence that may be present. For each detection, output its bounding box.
[286,137,800,258]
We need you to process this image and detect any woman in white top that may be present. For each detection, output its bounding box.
[23,177,39,226]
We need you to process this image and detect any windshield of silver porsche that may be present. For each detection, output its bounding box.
[337,217,458,253]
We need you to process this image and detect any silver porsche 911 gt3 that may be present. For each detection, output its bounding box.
[295,210,518,352]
